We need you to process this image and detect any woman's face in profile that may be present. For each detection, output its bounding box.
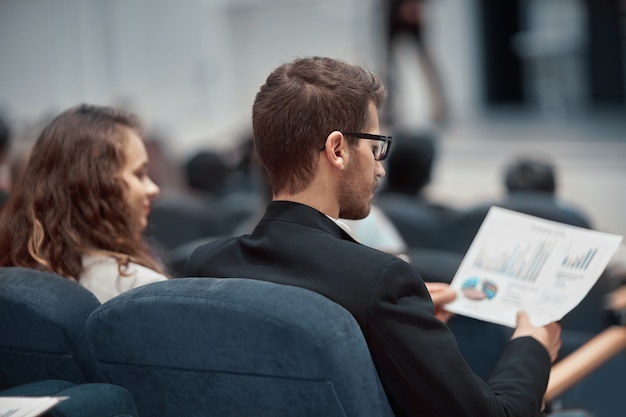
[117,129,160,232]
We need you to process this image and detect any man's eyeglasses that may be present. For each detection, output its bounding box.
[342,132,392,161]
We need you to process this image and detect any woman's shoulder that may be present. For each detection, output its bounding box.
[80,254,168,303]
[125,261,169,283]
[83,254,165,282]
[82,254,117,269]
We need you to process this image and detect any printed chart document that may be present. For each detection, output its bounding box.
[445,207,623,328]
[0,396,66,417]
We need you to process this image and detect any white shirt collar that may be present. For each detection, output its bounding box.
[326,215,359,241]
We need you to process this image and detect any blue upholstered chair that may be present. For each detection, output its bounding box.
[408,247,463,284]
[85,277,394,417]
[0,267,101,389]
[375,195,453,250]
[446,315,514,380]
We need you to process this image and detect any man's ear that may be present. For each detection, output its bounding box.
[321,131,347,170]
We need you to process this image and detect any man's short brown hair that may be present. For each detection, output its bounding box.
[252,56,386,195]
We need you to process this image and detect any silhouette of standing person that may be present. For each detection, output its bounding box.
[384,0,448,125]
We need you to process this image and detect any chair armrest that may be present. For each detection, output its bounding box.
[545,326,626,402]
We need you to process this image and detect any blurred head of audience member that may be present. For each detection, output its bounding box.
[496,153,593,230]
[184,149,234,198]
[380,129,437,197]
[504,155,556,194]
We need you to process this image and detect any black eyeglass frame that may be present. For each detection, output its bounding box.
[341,132,393,161]
[319,131,393,161]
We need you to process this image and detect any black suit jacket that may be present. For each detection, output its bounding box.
[186,201,551,417]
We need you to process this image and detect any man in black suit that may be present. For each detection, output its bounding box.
[186,56,561,417]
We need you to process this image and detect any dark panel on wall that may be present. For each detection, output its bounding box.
[478,0,524,105]
[585,0,625,105]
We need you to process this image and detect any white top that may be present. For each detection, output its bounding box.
[79,254,168,303]
[340,205,408,256]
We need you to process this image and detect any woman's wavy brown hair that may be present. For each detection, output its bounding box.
[0,104,166,279]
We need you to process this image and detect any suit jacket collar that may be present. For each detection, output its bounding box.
[257,200,358,243]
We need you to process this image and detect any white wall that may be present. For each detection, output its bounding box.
[0,0,481,156]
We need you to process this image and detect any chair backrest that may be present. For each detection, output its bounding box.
[86,277,394,417]
[376,196,452,250]
[0,266,101,389]
[438,204,492,254]
[446,315,514,380]
[145,196,224,251]
[408,247,464,284]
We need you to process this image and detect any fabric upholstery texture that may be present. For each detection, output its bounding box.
[408,247,463,283]
[0,267,101,389]
[376,195,452,250]
[86,277,394,417]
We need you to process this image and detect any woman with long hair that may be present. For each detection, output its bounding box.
[0,104,168,302]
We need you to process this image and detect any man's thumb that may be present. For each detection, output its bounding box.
[516,310,530,325]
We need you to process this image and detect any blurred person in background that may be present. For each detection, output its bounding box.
[500,154,593,228]
[383,0,448,124]
[375,128,456,250]
[443,153,594,255]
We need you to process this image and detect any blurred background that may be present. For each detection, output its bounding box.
[0,0,625,244]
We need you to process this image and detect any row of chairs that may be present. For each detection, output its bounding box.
[2,266,625,417]
[0,266,393,417]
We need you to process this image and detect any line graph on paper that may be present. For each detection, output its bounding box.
[472,239,557,283]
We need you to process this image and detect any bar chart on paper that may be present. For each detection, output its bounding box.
[448,207,623,327]
[561,248,597,271]
[472,239,557,283]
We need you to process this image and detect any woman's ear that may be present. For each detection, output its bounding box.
[321,131,347,170]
